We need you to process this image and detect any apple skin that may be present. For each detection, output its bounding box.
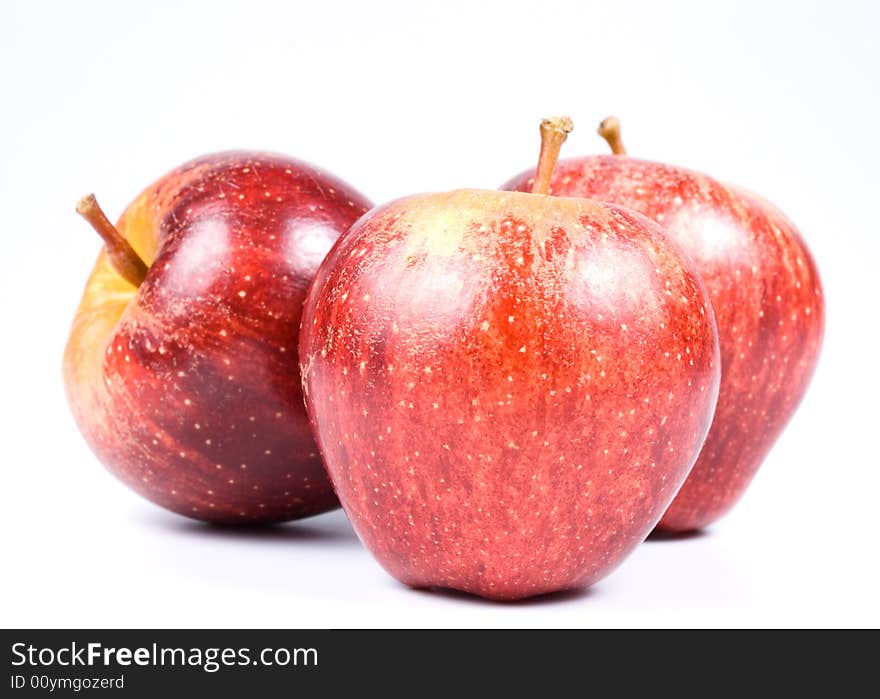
[300,189,720,599]
[503,156,824,531]
[64,151,371,523]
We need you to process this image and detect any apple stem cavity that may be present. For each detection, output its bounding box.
[598,116,627,155]
[531,116,574,195]
[76,194,148,287]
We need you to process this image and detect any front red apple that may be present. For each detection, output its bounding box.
[503,119,825,532]
[300,188,720,600]
[64,152,371,523]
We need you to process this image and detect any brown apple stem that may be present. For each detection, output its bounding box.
[598,116,626,155]
[76,194,148,287]
[531,116,573,195]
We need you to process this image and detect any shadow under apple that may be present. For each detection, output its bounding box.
[137,506,362,548]
[404,583,599,607]
[645,528,711,543]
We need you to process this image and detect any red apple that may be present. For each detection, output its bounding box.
[64,151,371,523]
[300,118,720,599]
[503,117,825,531]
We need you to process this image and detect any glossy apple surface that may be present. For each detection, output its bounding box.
[64,152,371,523]
[300,189,720,599]
[504,154,824,531]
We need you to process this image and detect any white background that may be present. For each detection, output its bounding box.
[2,0,878,628]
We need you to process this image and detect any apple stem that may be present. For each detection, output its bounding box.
[531,116,573,195]
[76,194,148,287]
[598,116,626,155]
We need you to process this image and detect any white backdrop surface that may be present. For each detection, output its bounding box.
[1,0,878,628]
